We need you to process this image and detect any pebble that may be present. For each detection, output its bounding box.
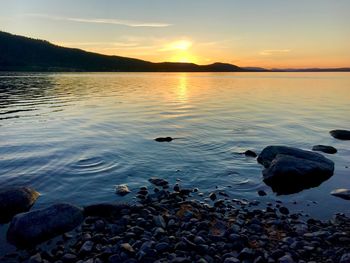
[4,180,350,263]
[279,206,290,215]
[209,192,217,201]
[79,240,94,255]
[258,190,267,196]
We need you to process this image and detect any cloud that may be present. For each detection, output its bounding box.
[25,14,171,28]
[260,49,291,56]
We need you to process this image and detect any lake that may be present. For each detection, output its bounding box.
[0,72,349,220]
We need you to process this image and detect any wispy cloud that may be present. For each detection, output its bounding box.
[25,14,171,28]
[260,49,291,56]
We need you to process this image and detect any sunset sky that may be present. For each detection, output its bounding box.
[1,0,349,68]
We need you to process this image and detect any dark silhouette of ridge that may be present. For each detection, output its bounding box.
[1,31,349,72]
[0,31,244,72]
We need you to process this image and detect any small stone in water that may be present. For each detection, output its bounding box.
[244,150,257,157]
[155,137,173,142]
[330,189,350,200]
[209,192,217,201]
[149,177,169,187]
[115,184,131,196]
[312,145,337,154]
[258,190,267,196]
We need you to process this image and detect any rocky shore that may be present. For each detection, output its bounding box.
[1,130,350,263]
[1,179,350,263]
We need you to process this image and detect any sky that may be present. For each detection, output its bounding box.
[0,0,349,68]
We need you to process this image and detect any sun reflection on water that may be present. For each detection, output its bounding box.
[177,73,188,102]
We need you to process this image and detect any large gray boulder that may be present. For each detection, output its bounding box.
[0,187,39,223]
[7,203,84,247]
[257,146,334,194]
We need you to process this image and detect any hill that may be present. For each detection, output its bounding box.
[0,31,244,72]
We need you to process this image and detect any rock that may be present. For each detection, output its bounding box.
[278,254,295,263]
[7,203,84,247]
[238,247,255,260]
[330,130,350,140]
[279,206,289,215]
[171,257,190,263]
[155,242,170,252]
[28,253,42,263]
[340,253,350,263]
[330,189,350,200]
[61,253,77,263]
[258,190,267,196]
[0,187,39,223]
[257,146,334,194]
[79,240,94,255]
[154,215,166,228]
[149,177,169,187]
[94,220,105,231]
[83,203,130,217]
[115,184,131,196]
[244,150,257,158]
[155,137,173,142]
[120,243,135,253]
[224,257,240,263]
[209,192,217,201]
[312,145,337,154]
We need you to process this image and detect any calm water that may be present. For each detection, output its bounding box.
[0,72,349,219]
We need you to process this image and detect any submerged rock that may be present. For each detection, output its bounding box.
[0,187,39,223]
[115,184,131,196]
[312,145,337,154]
[149,177,169,187]
[155,137,173,142]
[257,146,334,194]
[330,129,350,140]
[244,150,257,158]
[7,203,84,248]
[330,189,350,200]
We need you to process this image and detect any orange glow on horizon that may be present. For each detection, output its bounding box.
[54,41,349,69]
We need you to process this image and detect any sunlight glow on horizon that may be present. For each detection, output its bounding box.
[1,0,349,68]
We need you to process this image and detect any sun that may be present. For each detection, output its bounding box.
[161,39,198,63]
[171,52,198,63]
[168,40,192,51]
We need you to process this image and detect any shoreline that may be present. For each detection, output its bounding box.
[1,180,350,263]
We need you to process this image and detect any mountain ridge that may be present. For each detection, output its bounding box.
[0,31,245,72]
[0,31,349,72]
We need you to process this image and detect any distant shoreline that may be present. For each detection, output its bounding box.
[1,31,349,73]
[1,70,350,73]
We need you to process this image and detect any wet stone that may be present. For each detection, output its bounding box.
[209,192,217,201]
[258,190,267,196]
[244,150,257,157]
[279,206,290,215]
[149,178,169,187]
[79,240,94,255]
[115,184,131,196]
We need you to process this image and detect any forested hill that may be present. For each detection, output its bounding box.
[0,31,244,72]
